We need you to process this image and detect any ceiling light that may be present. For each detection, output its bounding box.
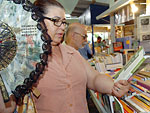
[65,14,71,18]
[131,4,138,13]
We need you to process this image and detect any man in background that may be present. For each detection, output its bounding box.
[65,22,93,59]
[78,36,93,60]
[95,36,105,48]
[65,23,86,50]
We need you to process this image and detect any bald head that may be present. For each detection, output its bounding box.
[66,23,86,36]
[65,23,87,50]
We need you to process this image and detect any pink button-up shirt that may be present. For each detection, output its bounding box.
[35,44,88,113]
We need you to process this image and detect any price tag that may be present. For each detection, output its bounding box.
[32,87,41,98]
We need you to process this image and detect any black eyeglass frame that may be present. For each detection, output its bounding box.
[43,16,69,27]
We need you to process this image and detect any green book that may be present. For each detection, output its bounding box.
[114,47,147,82]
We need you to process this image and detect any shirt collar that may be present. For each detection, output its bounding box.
[59,43,74,54]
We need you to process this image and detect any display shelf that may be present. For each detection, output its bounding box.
[120,49,136,65]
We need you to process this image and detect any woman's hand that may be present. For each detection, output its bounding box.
[112,80,130,98]
[0,92,16,113]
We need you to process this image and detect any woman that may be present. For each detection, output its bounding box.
[0,0,130,113]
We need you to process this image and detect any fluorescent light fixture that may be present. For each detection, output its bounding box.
[65,14,71,18]
[107,26,111,29]
[131,4,138,13]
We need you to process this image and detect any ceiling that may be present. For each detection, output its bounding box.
[58,0,109,17]
[30,0,110,18]
[71,0,109,17]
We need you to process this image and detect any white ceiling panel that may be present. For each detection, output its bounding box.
[58,0,79,14]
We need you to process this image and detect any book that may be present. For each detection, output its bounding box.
[140,93,150,101]
[125,98,146,112]
[98,47,147,113]
[131,83,147,93]
[134,95,150,106]
[138,71,150,78]
[137,80,150,90]
[114,47,147,82]
[131,96,150,112]
[113,96,124,113]
[120,100,135,113]
[101,94,124,113]
[95,47,150,113]
[101,94,112,113]
[95,62,107,73]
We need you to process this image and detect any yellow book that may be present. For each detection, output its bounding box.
[120,100,134,113]
[132,75,143,80]
[140,93,150,101]
[131,96,150,112]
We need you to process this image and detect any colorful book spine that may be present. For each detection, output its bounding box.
[137,80,150,90]
[135,95,150,106]
[131,84,145,93]
[138,71,150,78]
[140,93,150,101]
[125,98,145,112]
[120,100,134,113]
[131,96,150,112]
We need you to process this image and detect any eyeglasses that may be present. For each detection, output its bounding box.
[74,32,88,39]
[43,16,68,27]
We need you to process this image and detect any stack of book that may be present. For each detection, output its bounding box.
[121,71,150,113]
[93,47,150,113]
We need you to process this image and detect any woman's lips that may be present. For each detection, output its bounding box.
[57,33,64,37]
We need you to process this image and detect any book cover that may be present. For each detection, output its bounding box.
[140,93,150,101]
[120,100,135,113]
[137,80,150,90]
[135,95,150,106]
[131,96,150,112]
[125,98,145,112]
[114,47,146,82]
[138,71,150,78]
[113,96,124,113]
[102,94,112,113]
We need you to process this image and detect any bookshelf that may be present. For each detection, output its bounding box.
[88,47,150,113]
[89,70,150,113]
[123,70,150,112]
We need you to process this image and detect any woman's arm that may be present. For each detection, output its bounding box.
[83,59,130,97]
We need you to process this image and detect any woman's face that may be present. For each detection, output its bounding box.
[44,6,66,46]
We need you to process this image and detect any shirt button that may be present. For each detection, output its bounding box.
[67,84,70,88]
[70,104,73,107]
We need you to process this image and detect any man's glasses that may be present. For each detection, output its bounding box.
[74,32,88,39]
[43,16,69,27]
